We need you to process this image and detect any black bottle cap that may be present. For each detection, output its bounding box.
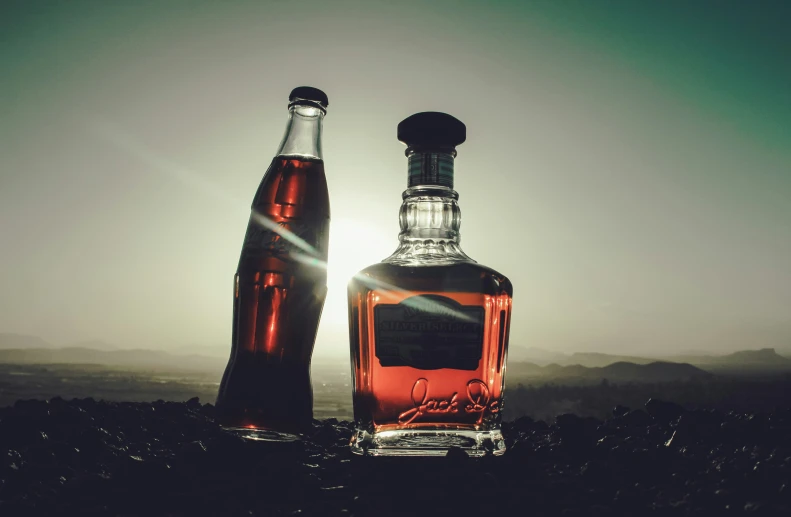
[397,112,466,149]
[288,86,329,110]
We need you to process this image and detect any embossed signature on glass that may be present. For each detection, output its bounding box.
[397,378,501,425]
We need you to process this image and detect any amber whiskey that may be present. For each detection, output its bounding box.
[347,112,513,456]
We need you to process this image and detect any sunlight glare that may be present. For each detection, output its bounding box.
[321,217,392,331]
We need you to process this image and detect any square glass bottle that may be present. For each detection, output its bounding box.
[347,112,513,456]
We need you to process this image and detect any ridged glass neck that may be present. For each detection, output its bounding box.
[383,176,473,266]
[399,186,461,240]
[275,104,324,159]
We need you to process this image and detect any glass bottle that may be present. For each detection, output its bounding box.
[216,87,330,441]
[347,112,513,456]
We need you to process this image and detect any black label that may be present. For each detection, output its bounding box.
[374,294,485,370]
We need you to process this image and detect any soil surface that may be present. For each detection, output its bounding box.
[1,398,790,516]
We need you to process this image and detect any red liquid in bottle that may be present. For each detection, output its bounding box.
[216,156,330,435]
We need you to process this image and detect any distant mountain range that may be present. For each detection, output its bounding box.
[507,347,569,365]
[1,333,789,380]
[508,360,711,384]
[509,346,791,369]
[670,348,791,366]
[564,352,657,368]
[0,334,225,373]
[64,339,120,351]
[0,347,224,372]
[0,333,55,350]
[508,347,657,367]
[0,334,122,351]
[0,332,225,357]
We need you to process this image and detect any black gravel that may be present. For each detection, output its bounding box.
[1,397,790,516]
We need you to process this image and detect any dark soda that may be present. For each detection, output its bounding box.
[216,156,329,436]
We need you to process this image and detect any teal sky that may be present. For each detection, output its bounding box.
[1,0,789,357]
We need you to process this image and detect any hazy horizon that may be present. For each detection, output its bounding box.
[3,330,790,360]
[2,1,789,359]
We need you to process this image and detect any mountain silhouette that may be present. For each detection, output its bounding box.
[508,360,711,383]
[0,347,224,372]
[507,347,569,366]
[671,348,791,373]
[0,333,54,349]
[0,333,226,358]
[688,348,790,365]
[507,346,791,373]
[564,352,657,368]
[64,339,119,351]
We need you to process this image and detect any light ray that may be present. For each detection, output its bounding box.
[90,119,475,323]
[250,211,320,257]
[88,118,246,210]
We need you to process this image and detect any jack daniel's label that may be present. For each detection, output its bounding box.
[374,294,485,370]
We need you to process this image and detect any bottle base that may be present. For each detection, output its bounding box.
[349,427,506,457]
[222,426,303,442]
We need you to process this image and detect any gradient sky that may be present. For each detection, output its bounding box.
[1,0,789,358]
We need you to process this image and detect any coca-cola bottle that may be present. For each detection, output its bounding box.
[216,87,330,440]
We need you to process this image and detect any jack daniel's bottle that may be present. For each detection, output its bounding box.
[347,112,513,456]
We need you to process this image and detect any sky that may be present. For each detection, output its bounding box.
[1,0,789,358]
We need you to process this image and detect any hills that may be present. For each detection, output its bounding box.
[2,332,790,383]
[508,347,662,367]
[507,347,569,365]
[65,339,120,351]
[509,346,791,369]
[564,352,656,368]
[0,333,227,371]
[0,334,123,352]
[668,348,791,374]
[671,348,791,366]
[508,360,712,384]
[0,333,54,349]
[505,346,791,384]
[0,347,224,373]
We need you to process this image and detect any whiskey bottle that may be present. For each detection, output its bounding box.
[347,112,513,456]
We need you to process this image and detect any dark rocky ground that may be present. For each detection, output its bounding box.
[1,398,790,516]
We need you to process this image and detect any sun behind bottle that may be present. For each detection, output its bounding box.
[347,112,513,456]
[216,87,330,440]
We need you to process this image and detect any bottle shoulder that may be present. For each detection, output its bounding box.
[251,156,330,219]
[353,261,512,297]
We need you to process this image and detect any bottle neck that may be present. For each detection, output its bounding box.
[275,104,324,160]
[384,150,473,265]
[399,185,461,241]
[407,147,456,188]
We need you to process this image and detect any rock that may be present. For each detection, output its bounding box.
[645,399,685,422]
[664,430,681,447]
[556,413,584,431]
[445,446,468,462]
[512,415,534,432]
[13,399,50,417]
[613,405,630,418]
[178,440,207,465]
[621,410,652,427]
[667,410,724,446]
